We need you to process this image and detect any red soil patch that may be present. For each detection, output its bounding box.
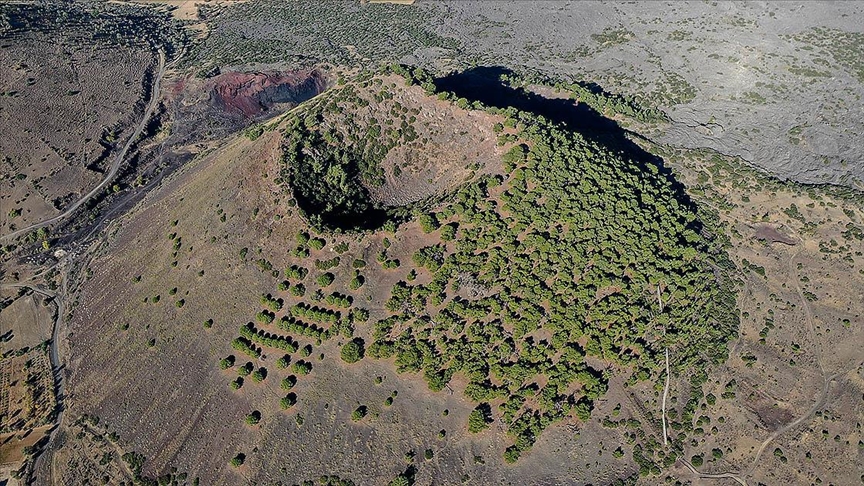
[211,69,327,119]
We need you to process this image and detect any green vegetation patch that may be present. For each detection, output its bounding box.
[231,68,738,465]
[787,27,864,83]
[279,76,422,231]
[364,85,738,461]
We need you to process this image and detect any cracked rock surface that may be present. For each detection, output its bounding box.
[422,1,864,188]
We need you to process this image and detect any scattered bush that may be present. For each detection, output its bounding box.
[229,453,245,467]
[245,411,261,425]
[280,393,297,409]
[351,406,367,421]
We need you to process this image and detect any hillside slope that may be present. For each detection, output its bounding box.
[41,70,739,485]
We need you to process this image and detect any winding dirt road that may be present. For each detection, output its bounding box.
[680,244,862,486]
[0,50,167,242]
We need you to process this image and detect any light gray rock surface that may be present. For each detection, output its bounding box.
[199,0,864,187]
[426,1,864,188]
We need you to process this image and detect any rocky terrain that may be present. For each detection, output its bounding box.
[197,0,864,188]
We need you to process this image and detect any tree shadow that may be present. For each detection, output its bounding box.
[434,66,702,231]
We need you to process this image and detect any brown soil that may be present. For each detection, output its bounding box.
[646,143,864,486]
[210,70,328,119]
[754,224,797,245]
[0,291,53,353]
[0,346,55,476]
[0,29,155,234]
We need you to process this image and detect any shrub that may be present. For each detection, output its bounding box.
[351,406,367,421]
[440,224,457,241]
[317,273,335,287]
[418,213,438,233]
[229,453,245,467]
[309,237,326,250]
[281,375,297,390]
[315,257,340,270]
[219,356,235,370]
[503,448,520,464]
[468,404,492,433]
[290,283,306,297]
[255,311,275,324]
[231,337,261,358]
[245,411,261,425]
[285,265,308,280]
[292,361,312,375]
[260,294,283,312]
[251,368,267,383]
[280,393,297,409]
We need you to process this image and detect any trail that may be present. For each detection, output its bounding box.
[0,49,167,242]
[681,245,861,486]
[662,347,670,446]
[657,285,670,447]
[680,460,747,486]
[0,271,67,484]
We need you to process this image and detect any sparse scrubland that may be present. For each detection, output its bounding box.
[1,2,862,486]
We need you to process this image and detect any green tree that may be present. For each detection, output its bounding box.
[229,453,245,467]
[281,375,297,390]
[340,338,365,363]
[468,403,492,433]
[251,368,267,383]
[351,406,367,421]
[280,393,297,409]
[219,356,235,370]
[317,273,335,287]
[245,411,261,425]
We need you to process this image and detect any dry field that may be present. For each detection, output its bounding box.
[0,290,53,354]
[638,145,864,485]
[0,348,55,470]
[0,286,58,482]
[0,26,156,236]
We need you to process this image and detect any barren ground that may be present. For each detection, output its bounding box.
[0,30,155,235]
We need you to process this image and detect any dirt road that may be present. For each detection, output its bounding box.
[0,49,167,242]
